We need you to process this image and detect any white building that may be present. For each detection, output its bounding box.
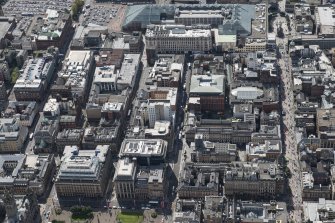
[58,50,94,100]
[142,88,177,128]
[145,24,212,53]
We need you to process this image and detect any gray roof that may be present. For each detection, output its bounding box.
[123,4,255,30]
[190,75,224,95]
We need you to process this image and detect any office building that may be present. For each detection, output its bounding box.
[32,9,73,50]
[146,24,212,54]
[55,145,112,198]
[52,50,94,104]
[14,55,56,101]
[224,162,284,199]
[0,118,28,153]
[316,6,335,38]
[119,139,167,165]
[4,101,38,127]
[189,74,225,113]
[190,134,237,163]
[0,154,55,196]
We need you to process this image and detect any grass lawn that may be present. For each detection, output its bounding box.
[117,212,144,223]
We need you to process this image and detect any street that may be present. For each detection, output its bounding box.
[272,5,303,222]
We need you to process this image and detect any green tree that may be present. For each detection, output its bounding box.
[11,67,19,84]
[71,0,84,20]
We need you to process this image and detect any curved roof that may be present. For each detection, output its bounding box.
[231,86,263,100]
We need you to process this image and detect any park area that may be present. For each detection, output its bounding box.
[117,212,144,223]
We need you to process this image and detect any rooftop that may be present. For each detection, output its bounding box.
[190,75,225,95]
[120,139,167,157]
[56,145,109,182]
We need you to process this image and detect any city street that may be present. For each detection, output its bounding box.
[273,7,303,222]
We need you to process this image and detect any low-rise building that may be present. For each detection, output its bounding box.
[4,101,38,127]
[55,145,112,198]
[0,118,28,153]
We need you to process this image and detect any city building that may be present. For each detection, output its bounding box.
[134,164,166,201]
[113,159,169,202]
[224,162,284,199]
[145,54,184,85]
[56,129,84,154]
[0,17,15,49]
[119,139,167,165]
[85,54,140,122]
[184,115,255,144]
[51,50,94,104]
[82,126,120,153]
[71,24,108,50]
[0,154,55,196]
[0,118,28,153]
[2,192,40,223]
[126,120,172,141]
[113,158,136,200]
[316,109,335,148]
[316,6,335,38]
[251,125,281,143]
[145,24,212,55]
[173,199,202,223]
[13,52,57,101]
[190,134,237,163]
[303,198,335,222]
[178,164,219,199]
[302,172,332,201]
[189,74,225,113]
[230,200,287,223]
[34,116,59,153]
[4,101,38,127]
[202,196,225,223]
[246,140,282,161]
[230,81,279,112]
[294,4,313,35]
[31,9,73,50]
[137,87,177,128]
[55,145,112,198]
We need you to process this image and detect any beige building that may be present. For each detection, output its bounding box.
[55,145,112,198]
[246,140,282,161]
[224,162,284,199]
[190,134,237,163]
[114,158,166,201]
[145,24,212,54]
[0,118,28,153]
